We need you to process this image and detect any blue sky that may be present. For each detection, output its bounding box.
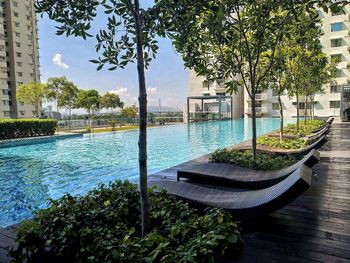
[38,4,188,110]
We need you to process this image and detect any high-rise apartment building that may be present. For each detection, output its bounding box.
[0,0,40,118]
[188,6,350,122]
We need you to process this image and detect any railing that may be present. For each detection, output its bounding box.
[246,107,267,115]
[247,93,268,101]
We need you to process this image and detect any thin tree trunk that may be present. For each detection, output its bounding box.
[296,92,300,133]
[304,97,308,126]
[251,91,257,161]
[68,107,71,131]
[278,92,284,140]
[134,0,151,238]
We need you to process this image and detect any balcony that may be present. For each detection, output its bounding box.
[247,93,268,101]
[246,106,268,116]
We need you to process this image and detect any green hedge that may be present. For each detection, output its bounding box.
[0,119,57,140]
[10,181,242,262]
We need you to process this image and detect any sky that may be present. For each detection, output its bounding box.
[37,3,188,110]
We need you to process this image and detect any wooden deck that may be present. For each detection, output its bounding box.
[228,122,350,262]
[1,122,349,262]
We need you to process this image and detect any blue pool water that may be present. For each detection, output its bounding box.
[0,118,294,227]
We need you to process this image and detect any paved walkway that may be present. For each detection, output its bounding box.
[1,122,349,262]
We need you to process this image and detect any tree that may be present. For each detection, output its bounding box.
[16,82,47,117]
[156,0,311,160]
[35,0,161,236]
[46,76,69,112]
[121,105,138,118]
[266,10,323,138]
[57,81,79,129]
[156,0,345,156]
[101,92,124,112]
[76,89,101,127]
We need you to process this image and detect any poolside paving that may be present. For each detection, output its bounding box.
[0,122,349,262]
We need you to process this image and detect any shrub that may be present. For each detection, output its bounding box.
[0,119,57,140]
[11,181,241,263]
[210,148,296,170]
[283,120,325,136]
[257,136,308,149]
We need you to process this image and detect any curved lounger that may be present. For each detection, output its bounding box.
[286,135,327,158]
[177,149,319,189]
[306,124,330,142]
[326,117,334,125]
[150,165,312,218]
[237,135,327,158]
[312,117,334,133]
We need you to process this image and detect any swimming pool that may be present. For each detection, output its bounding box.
[0,118,294,227]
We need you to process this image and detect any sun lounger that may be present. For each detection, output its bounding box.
[149,165,312,218]
[176,149,319,189]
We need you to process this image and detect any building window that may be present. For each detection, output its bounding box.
[16,52,21,57]
[19,101,24,106]
[14,22,19,27]
[15,32,20,37]
[330,101,340,108]
[17,62,22,67]
[331,38,343,47]
[331,22,344,32]
[299,102,305,110]
[332,8,345,16]
[20,111,25,116]
[202,80,212,89]
[17,72,22,77]
[2,90,10,95]
[330,85,342,93]
[13,1,18,7]
[3,111,10,117]
[13,12,18,17]
[331,54,342,63]
[16,42,20,47]
[272,103,280,110]
[336,69,342,78]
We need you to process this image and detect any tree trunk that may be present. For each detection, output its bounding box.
[296,92,300,133]
[278,93,284,140]
[251,91,257,161]
[304,97,308,126]
[133,0,151,238]
[68,107,72,131]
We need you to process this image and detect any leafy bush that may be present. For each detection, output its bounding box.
[0,119,57,140]
[11,181,241,263]
[257,136,308,149]
[283,120,325,136]
[210,148,296,170]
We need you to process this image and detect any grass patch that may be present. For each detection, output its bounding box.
[283,120,326,136]
[210,148,296,170]
[91,125,139,133]
[11,181,241,262]
[257,136,308,150]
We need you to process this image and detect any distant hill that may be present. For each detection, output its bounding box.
[148,106,180,112]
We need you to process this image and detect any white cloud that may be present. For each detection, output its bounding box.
[146,87,158,95]
[52,53,69,69]
[110,87,128,96]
